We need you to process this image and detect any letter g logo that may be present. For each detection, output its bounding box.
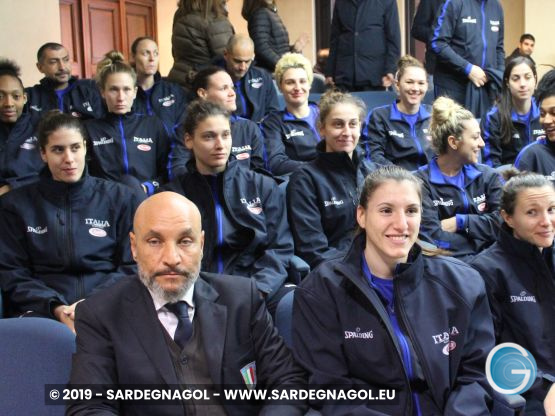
[486,343,537,395]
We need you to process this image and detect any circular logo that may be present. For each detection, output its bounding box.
[478,202,487,212]
[442,340,457,356]
[236,152,250,160]
[137,144,151,152]
[485,343,537,395]
[89,228,107,238]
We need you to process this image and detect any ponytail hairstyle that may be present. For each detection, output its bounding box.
[430,96,474,155]
[395,54,427,81]
[37,110,87,150]
[318,88,366,127]
[96,50,136,90]
[500,169,554,215]
[183,100,230,137]
[497,56,537,145]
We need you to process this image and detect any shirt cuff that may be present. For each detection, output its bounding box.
[456,214,468,232]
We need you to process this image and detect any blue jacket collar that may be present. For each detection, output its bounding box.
[389,101,431,122]
[428,157,482,185]
[511,97,540,123]
[282,102,319,121]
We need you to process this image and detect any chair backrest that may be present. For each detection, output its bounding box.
[352,90,397,112]
[274,289,295,348]
[0,318,76,415]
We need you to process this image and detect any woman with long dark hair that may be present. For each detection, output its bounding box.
[0,112,142,332]
[481,56,543,167]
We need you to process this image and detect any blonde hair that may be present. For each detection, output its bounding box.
[274,52,313,86]
[318,89,366,126]
[430,96,474,155]
[396,55,426,81]
[96,50,136,90]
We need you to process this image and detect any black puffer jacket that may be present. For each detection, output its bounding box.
[247,6,290,73]
[167,9,234,88]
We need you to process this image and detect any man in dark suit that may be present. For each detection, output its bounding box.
[67,192,306,415]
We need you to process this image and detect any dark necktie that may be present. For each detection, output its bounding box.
[165,301,193,348]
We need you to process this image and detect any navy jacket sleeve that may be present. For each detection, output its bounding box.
[260,114,305,175]
[292,280,393,415]
[264,78,280,116]
[411,0,437,43]
[287,170,344,268]
[361,109,394,167]
[249,176,293,296]
[144,120,173,194]
[245,120,265,170]
[418,177,474,251]
[430,0,472,75]
[465,171,502,241]
[496,13,505,71]
[480,108,502,167]
[442,276,495,415]
[384,0,401,76]
[88,189,143,294]
[0,207,66,317]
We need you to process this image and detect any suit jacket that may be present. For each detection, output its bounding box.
[67,273,307,415]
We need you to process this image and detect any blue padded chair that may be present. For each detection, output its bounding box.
[352,90,397,111]
[0,318,76,415]
[274,290,526,415]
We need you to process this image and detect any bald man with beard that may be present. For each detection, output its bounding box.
[68,192,306,416]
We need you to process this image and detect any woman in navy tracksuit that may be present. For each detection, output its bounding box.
[292,165,495,415]
[0,60,43,193]
[470,172,555,415]
[85,51,172,195]
[130,37,188,136]
[514,69,555,179]
[481,56,544,167]
[162,100,293,314]
[361,55,434,170]
[260,53,320,175]
[0,112,142,331]
[415,97,502,260]
[287,90,376,268]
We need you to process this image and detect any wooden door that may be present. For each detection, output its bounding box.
[59,0,85,78]
[60,0,156,79]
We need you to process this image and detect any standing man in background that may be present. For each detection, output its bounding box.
[325,0,401,92]
[430,0,504,106]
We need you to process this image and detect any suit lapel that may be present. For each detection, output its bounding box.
[194,277,227,386]
[123,278,179,386]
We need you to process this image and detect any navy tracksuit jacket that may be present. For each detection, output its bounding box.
[0,170,142,317]
[0,113,43,189]
[415,159,503,258]
[84,112,172,194]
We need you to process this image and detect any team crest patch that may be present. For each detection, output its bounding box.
[241,197,263,215]
[240,361,257,389]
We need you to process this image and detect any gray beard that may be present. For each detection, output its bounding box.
[138,267,199,304]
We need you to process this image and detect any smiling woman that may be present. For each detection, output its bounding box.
[292,165,496,415]
[415,96,503,260]
[361,55,434,171]
[470,171,555,413]
[287,89,377,268]
[260,53,320,175]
